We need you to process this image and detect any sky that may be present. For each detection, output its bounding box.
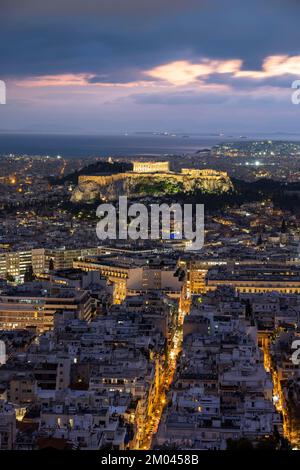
[0,0,300,134]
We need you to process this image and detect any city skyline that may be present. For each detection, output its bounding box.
[2,0,300,457]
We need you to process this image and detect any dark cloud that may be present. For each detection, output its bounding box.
[87,70,153,84]
[0,0,300,80]
[206,73,297,90]
[1,0,204,17]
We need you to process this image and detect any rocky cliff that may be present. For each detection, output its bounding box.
[71,171,233,203]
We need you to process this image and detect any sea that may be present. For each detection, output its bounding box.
[0,132,299,158]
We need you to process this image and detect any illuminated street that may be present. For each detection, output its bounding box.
[135,302,188,450]
[262,334,299,449]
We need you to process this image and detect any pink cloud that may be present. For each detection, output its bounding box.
[14,73,149,89]
[236,55,300,79]
[144,59,242,85]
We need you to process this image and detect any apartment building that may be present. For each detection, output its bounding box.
[0,401,16,450]
[0,283,93,331]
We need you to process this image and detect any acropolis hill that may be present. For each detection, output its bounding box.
[71,161,233,202]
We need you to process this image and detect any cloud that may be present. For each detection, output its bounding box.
[14,74,148,88]
[1,0,300,81]
[145,60,242,86]
[1,0,203,18]
[14,55,300,93]
[15,74,93,88]
[145,56,300,87]
[1,0,300,133]
[236,55,300,79]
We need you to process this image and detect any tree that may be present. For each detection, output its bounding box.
[244,299,253,319]
[257,234,263,246]
[24,265,35,283]
[256,436,277,450]
[281,219,287,234]
[49,258,54,271]
[6,273,15,283]
[226,438,254,450]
